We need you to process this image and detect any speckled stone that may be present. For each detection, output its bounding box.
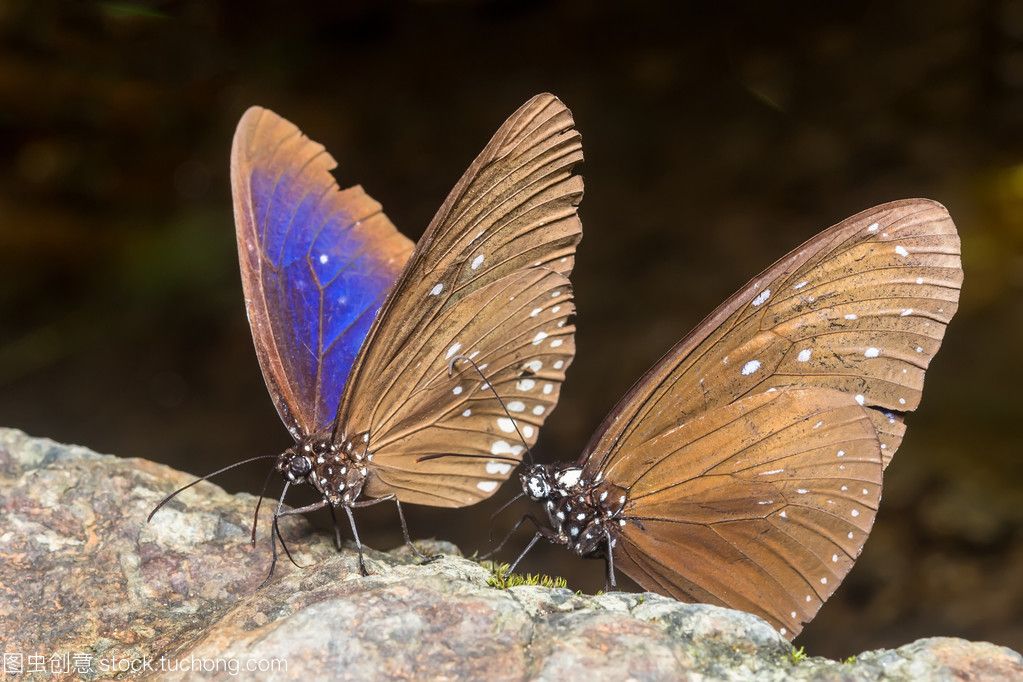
[0,428,1019,681]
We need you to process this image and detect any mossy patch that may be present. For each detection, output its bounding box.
[481,561,568,590]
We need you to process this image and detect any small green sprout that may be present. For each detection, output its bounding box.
[842,655,857,665]
[789,646,808,664]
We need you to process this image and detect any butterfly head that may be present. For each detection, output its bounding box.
[277,447,314,484]
[520,463,553,501]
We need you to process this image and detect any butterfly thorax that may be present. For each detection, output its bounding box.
[520,463,628,557]
[277,431,371,506]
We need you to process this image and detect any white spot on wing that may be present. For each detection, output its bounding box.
[485,461,512,475]
[895,245,909,257]
[864,347,880,358]
[491,441,523,456]
[532,331,548,345]
[507,401,525,412]
[491,439,523,456]
[446,343,462,359]
[741,360,761,376]
[797,349,812,362]
[855,394,865,405]
[471,254,485,270]
[497,418,516,433]
[319,253,329,264]
[476,480,499,493]
[430,283,444,296]
[751,289,771,307]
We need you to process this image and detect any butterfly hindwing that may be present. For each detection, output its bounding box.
[606,387,883,638]
[232,107,415,437]
[337,94,584,507]
[585,199,961,470]
[363,269,576,506]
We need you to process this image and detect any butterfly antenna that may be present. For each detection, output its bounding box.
[449,355,535,466]
[250,464,277,546]
[490,491,525,523]
[148,454,278,523]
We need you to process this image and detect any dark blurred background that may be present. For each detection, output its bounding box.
[2,0,1021,658]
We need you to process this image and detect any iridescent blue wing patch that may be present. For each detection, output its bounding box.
[231,107,414,437]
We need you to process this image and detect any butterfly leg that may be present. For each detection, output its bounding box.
[506,532,542,575]
[480,513,547,560]
[259,513,302,588]
[506,524,562,575]
[393,497,436,563]
[328,504,344,551]
[259,482,292,588]
[343,504,369,576]
[259,519,280,589]
[603,529,618,592]
[261,499,326,586]
[350,494,434,562]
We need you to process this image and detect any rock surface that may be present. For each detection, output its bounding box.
[0,427,1019,681]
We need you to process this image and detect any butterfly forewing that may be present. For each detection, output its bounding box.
[584,199,961,470]
[231,107,414,437]
[337,94,583,506]
[603,387,883,638]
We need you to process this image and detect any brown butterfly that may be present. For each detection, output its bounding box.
[150,94,583,580]
[502,200,962,638]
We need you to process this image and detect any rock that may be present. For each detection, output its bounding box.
[0,427,1019,681]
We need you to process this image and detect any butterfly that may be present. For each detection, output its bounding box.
[149,94,584,581]
[500,199,962,638]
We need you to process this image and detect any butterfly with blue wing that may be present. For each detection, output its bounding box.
[149,94,584,582]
